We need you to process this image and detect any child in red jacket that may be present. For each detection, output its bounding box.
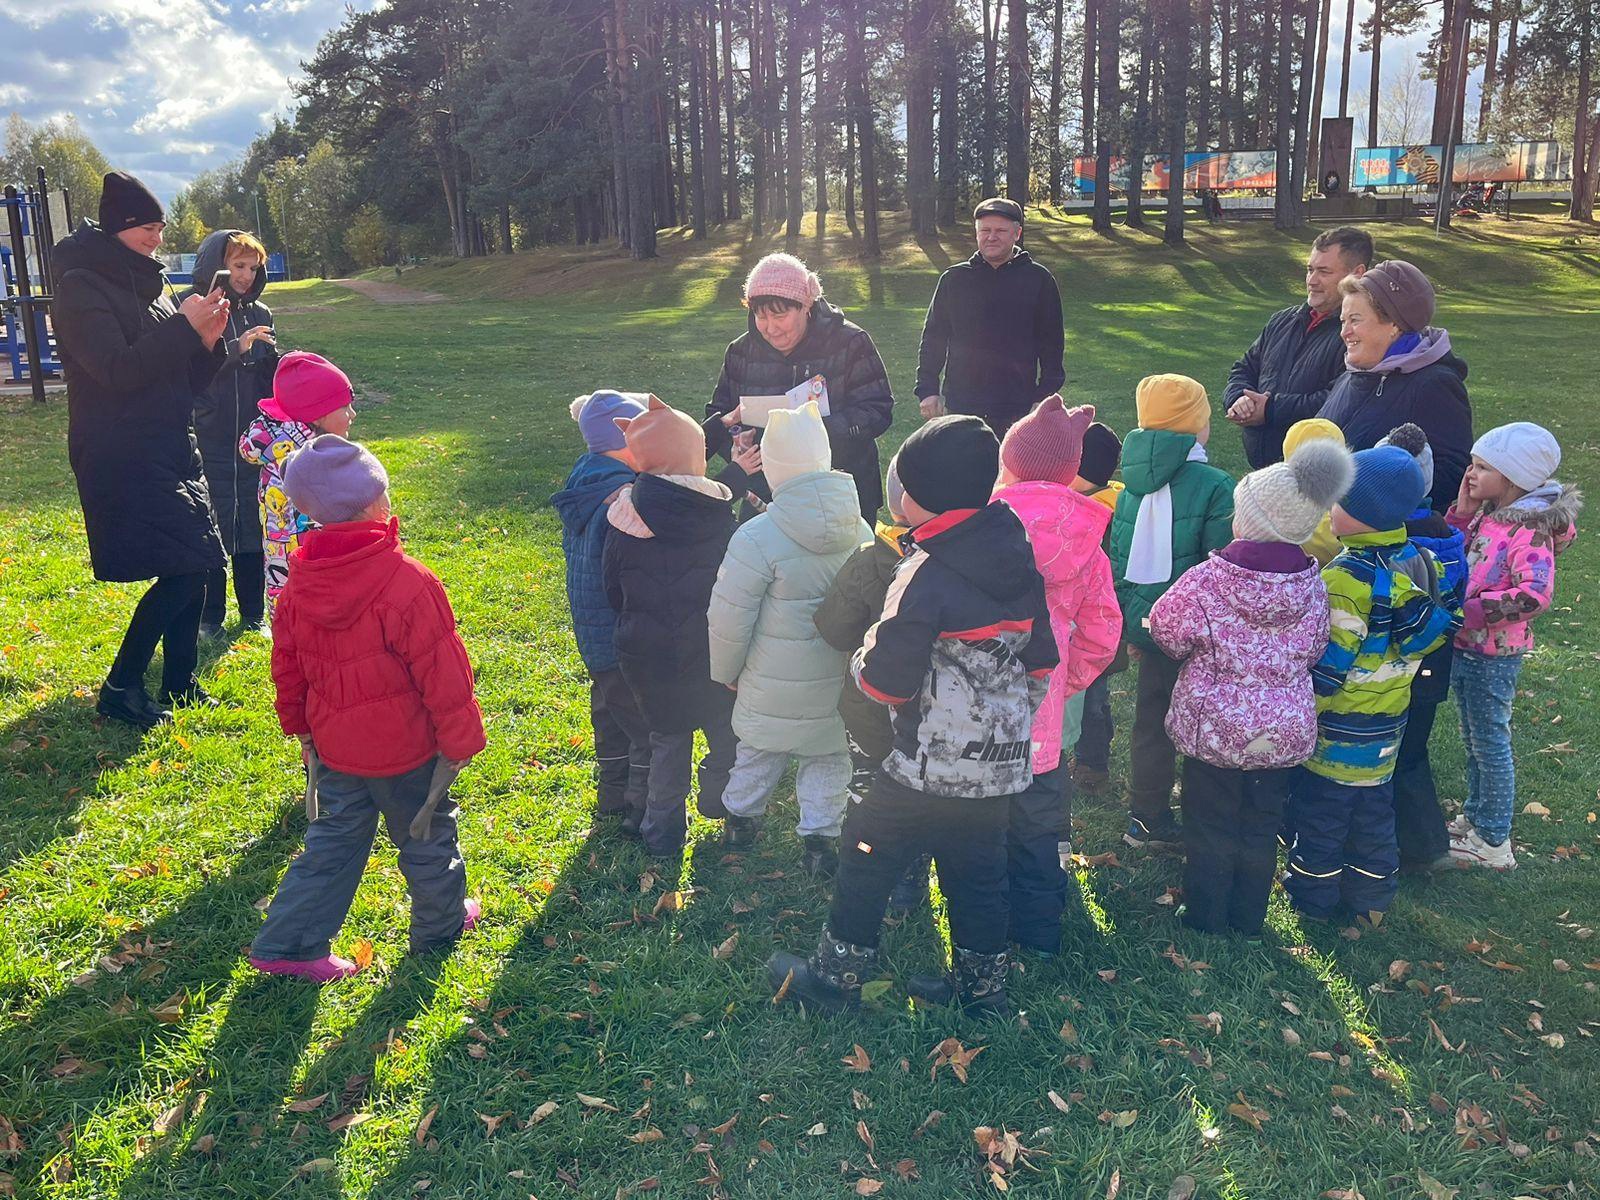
[250,435,487,982]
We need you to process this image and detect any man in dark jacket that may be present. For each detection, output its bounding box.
[914,198,1065,441]
[1225,226,1373,468]
[187,228,278,636]
[52,171,231,728]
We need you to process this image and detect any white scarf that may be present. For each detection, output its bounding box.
[1124,442,1209,585]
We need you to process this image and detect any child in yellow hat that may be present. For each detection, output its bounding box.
[1282,418,1347,565]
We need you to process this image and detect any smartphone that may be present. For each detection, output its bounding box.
[210,269,232,294]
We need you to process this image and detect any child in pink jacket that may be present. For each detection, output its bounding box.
[993,396,1121,953]
[1148,438,1351,937]
[1445,422,1581,871]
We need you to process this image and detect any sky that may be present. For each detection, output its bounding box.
[0,0,1460,204]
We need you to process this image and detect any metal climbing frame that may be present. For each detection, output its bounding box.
[2,168,64,403]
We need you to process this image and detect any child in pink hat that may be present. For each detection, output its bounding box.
[239,351,357,622]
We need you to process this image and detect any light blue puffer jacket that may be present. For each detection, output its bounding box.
[708,470,872,756]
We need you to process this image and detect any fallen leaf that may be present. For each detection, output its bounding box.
[154,1100,187,1135]
[842,1044,872,1073]
[193,1133,216,1154]
[1101,1109,1138,1128]
[1522,802,1551,817]
[1106,1168,1121,1199]
[349,939,375,971]
[628,1127,664,1144]
[859,979,893,1003]
[856,1119,874,1151]
[287,1093,329,1114]
[651,890,685,917]
[577,1094,618,1113]
[1282,1027,1301,1047]
[913,1110,944,1138]
[414,1105,438,1144]
[1187,1011,1223,1036]
[805,1122,827,1136]
[853,1181,883,1197]
[1417,1169,1459,1200]
[852,1089,871,1111]
[528,1101,559,1125]
[1096,969,1118,983]
[1059,1018,1080,1044]
[1320,1191,1365,1200]
[1388,960,1411,982]
[771,967,794,1004]
[1227,1092,1270,1132]
[293,1158,336,1178]
[1167,1176,1197,1200]
[709,1113,738,1137]
[1047,1090,1071,1113]
[1428,1017,1460,1052]
[712,933,738,961]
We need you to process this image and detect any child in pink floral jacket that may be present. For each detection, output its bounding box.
[1148,439,1351,936]
[1444,422,1581,872]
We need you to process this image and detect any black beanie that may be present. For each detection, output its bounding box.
[98,171,164,232]
[1078,422,1123,487]
[895,415,999,514]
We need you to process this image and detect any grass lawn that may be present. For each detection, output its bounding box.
[2,211,1599,1200]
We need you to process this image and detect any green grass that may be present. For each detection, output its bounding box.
[3,211,1599,1199]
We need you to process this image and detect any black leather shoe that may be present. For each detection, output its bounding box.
[97,682,171,729]
[802,835,838,879]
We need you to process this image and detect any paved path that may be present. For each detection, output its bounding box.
[329,277,446,303]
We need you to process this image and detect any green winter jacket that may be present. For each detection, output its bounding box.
[708,470,873,756]
[813,522,909,763]
[1109,429,1235,649]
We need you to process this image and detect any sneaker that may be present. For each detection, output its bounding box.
[159,680,219,709]
[198,621,225,642]
[722,815,761,851]
[1449,829,1517,871]
[1071,760,1110,795]
[250,953,361,983]
[802,835,838,879]
[1124,813,1183,849]
[96,681,172,730]
[1445,814,1474,839]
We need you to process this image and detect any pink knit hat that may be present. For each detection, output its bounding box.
[743,253,823,308]
[1000,395,1095,486]
[261,351,354,424]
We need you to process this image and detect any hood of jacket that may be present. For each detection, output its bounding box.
[553,453,636,536]
[1357,327,1467,380]
[993,480,1113,590]
[191,228,268,305]
[1493,481,1582,544]
[767,469,867,554]
[52,219,167,305]
[1088,480,1125,512]
[914,501,1039,604]
[1120,428,1201,495]
[289,517,406,631]
[1204,549,1325,629]
[627,471,734,542]
[964,248,1036,272]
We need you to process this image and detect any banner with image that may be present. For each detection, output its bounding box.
[1351,141,1572,188]
[1072,149,1280,193]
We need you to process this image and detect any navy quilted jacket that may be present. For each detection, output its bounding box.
[553,453,637,673]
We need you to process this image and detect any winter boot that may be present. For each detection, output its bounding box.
[887,855,931,914]
[907,946,1012,1020]
[767,927,878,1015]
[802,835,838,879]
[97,681,172,730]
[723,814,761,851]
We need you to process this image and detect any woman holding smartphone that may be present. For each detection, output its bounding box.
[186,229,278,638]
[51,171,232,728]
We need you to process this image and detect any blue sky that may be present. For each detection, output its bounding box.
[1,1,1451,204]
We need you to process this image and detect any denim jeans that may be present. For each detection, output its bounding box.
[1454,651,1523,846]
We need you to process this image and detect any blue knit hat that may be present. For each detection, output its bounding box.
[571,390,649,453]
[1339,446,1424,532]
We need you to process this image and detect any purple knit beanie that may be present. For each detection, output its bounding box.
[571,390,649,453]
[283,434,390,525]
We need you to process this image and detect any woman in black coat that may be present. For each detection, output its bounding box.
[1317,259,1474,508]
[185,228,278,636]
[52,172,233,729]
[704,254,895,520]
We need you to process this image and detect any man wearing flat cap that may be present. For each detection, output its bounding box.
[914,197,1065,440]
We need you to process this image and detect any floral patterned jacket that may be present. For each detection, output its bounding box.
[240,412,316,545]
[1446,483,1581,657]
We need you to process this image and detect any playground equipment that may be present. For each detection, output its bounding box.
[2,168,63,403]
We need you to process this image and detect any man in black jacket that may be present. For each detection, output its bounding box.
[914,198,1065,440]
[1225,226,1373,468]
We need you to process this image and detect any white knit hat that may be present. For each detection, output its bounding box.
[762,400,832,491]
[1471,422,1561,493]
[1232,439,1354,545]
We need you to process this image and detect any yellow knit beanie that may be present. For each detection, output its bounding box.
[1135,374,1210,434]
[1283,417,1345,458]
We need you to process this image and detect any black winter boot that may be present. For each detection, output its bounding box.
[723,814,761,850]
[97,682,171,730]
[802,835,838,879]
[907,946,1012,1020]
[767,927,878,1015]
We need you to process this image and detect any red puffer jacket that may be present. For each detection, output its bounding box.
[271,517,486,775]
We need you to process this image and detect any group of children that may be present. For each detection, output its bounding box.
[234,324,1578,1004]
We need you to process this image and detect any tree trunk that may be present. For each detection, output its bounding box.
[815,0,830,240]
[1292,0,1318,224]
[981,0,1000,193]
[907,0,938,233]
[1164,0,1191,246]
[845,87,857,233]
[615,0,658,259]
[786,0,805,238]
[1197,0,1212,149]
[1430,0,1456,145]
[1092,0,1118,230]
[1450,13,1471,146]
[499,202,513,253]
[1126,2,1155,228]
[1478,0,1500,139]
[1367,0,1382,147]
[1047,0,1065,203]
[1273,0,1295,227]
[844,0,879,255]
[938,0,961,223]
[1259,3,1276,150]
[1006,0,1031,204]
[1218,0,1231,149]
[1570,0,1593,221]
[604,14,633,248]
[1337,0,1354,117]
[670,3,688,228]
[1578,116,1600,222]
[1499,1,1521,120]
[689,0,709,236]
[1082,0,1098,166]
[1306,0,1331,184]
[721,0,741,218]
[749,0,767,236]
[705,0,725,222]
[765,0,784,227]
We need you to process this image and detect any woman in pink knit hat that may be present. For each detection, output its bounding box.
[705,253,895,521]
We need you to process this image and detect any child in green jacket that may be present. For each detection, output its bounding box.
[1109,375,1234,849]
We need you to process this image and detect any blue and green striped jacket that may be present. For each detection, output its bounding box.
[1307,528,1462,786]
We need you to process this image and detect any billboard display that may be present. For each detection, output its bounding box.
[1351,141,1573,187]
[1072,150,1280,193]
